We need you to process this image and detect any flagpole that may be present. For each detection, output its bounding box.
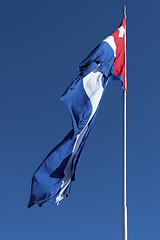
[122,5,128,240]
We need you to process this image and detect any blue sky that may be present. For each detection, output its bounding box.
[1,0,160,239]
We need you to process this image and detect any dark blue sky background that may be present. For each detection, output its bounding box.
[1,1,160,239]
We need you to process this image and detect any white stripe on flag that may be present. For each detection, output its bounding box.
[56,65,105,204]
[103,36,116,57]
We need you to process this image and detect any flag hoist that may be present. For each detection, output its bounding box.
[122,5,128,240]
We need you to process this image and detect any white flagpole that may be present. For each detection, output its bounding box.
[122,5,128,240]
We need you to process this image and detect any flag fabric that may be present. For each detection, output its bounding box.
[28,16,126,208]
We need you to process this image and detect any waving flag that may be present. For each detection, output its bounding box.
[28,16,126,208]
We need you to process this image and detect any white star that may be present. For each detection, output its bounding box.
[118,26,125,38]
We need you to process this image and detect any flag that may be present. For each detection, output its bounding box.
[28,16,126,208]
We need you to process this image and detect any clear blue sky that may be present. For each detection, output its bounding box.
[1,0,160,239]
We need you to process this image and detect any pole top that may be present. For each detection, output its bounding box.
[123,6,126,16]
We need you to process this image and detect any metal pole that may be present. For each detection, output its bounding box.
[122,5,128,240]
